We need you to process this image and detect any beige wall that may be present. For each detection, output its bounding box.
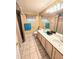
[16,34,21,59]
[16,17,22,59]
[21,14,27,35]
[20,14,63,34]
[39,16,45,29]
[21,15,44,34]
[57,16,63,34]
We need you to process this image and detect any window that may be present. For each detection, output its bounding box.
[41,18,49,23]
[46,2,62,13]
[41,18,50,29]
[46,7,55,13]
[27,17,35,23]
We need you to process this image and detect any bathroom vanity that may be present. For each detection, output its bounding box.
[37,29,63,59]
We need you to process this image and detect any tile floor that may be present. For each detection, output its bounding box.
[16,46,21,59]
[20,34,51,59]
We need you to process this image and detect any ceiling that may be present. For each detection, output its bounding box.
[16,0,62,16]
[16,0,56,15]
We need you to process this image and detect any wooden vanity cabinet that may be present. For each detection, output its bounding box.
[45,40,53,58]
[37,33,42,41]
[54,50,63,59]
[41,36,46,49]
[37,32,63,59]
[52,47,63,59]
[37,33,46,49]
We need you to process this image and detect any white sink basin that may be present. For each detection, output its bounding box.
[53,39,63,47]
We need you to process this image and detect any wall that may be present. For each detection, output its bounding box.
[39,16,45,29]
[57,16,63,34]
[21,14,27,35]
[21,14,63,34]
[16,17,22,59]
[16,34,21,59]
[21,15,43,34]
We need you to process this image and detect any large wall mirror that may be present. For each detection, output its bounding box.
[57,13,63,34]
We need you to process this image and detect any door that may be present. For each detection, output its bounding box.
[16,10,25,42]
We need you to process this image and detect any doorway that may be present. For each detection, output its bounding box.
[16,10,25,42]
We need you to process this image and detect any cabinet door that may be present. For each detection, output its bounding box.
[37,33,42,41]
[45,40,53,58]
[41,36,46,49]
[39,34,42,42]
[51,47,55,59]
[54,48,63,59]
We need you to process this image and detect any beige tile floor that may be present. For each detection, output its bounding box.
[16,46,21,59]
[20,34,51,59]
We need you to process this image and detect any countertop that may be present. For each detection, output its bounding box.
[38,29,63,54]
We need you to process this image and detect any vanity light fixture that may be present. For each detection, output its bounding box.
[46,2,63,14]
